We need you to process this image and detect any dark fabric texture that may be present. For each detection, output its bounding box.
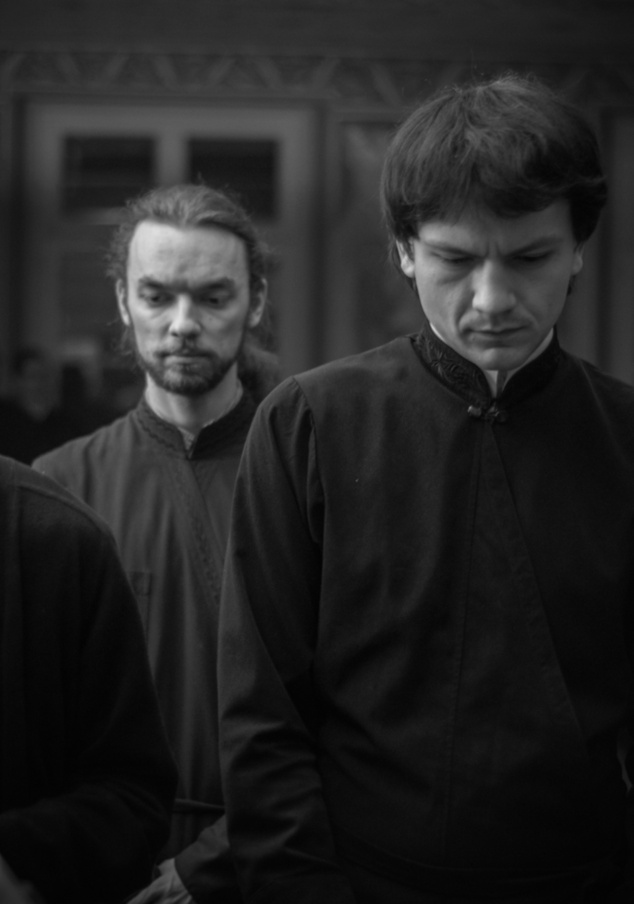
[218,325,634,903]
[0,454,177,904]
[34,393,259,902]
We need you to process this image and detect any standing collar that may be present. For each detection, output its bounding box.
[411,316,562,410]
[147,381,245,452]
[135,391,256,457]
[481,330,553,396]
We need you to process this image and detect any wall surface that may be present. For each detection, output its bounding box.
[2,0,634,62]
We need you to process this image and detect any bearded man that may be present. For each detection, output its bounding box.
[34,183,279,904]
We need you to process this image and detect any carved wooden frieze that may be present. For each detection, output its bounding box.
[3,50,634,108]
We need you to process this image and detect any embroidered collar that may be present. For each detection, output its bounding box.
[411,317,562,411]
[174,381,244,451]
[134,392,256,458]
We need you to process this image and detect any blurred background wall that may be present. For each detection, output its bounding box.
[1,0,634,410]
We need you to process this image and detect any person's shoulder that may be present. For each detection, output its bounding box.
[561,353,634,448]
[305,337,412,382]
[33,410,134,473]
[566,352,634,408]
[266,338,414,407]
[239,344,282,404]
[1,454,115,544]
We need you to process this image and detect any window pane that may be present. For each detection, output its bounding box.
[188,138,278,219]
[62,137,155,212]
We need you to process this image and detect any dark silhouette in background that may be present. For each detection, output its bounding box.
[0,348,118,463]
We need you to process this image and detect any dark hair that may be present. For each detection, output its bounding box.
[381,73,607,267]
[106,182,271,302]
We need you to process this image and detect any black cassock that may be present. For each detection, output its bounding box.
[219,323,634,903]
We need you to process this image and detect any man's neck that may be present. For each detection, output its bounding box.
[144,369,242,436]
[481,330,553,396]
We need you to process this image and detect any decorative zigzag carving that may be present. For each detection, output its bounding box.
[3,50,634,107]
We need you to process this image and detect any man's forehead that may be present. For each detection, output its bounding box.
[417,200,575,249]
[126,219,248,274]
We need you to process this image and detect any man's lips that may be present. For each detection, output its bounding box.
[469,325,525,338]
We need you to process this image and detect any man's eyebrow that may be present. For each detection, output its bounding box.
[194,277,236,291]
[509,235,566,253]
[423,233,566,254]
[137,276,236,291]
[423,238,473,251]
[137,277,167,288]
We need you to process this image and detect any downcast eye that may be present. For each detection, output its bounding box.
[515,253,549,264]
[437,254,473,265]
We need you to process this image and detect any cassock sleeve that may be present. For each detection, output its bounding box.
[174,815,242,903]
[218,379,357,904]
[0,471,178,904]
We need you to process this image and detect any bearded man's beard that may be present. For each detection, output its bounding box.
[122,325,246,397]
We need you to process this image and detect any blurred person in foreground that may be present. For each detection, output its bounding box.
[35,182,279,903]
[0,453,176,904]
[217,74,634,903]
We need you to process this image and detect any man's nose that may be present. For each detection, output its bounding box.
[471,262,516,314]
[169,296,202,335]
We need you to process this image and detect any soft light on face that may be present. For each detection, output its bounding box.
[117,221,265,398]
[397,200,584,373]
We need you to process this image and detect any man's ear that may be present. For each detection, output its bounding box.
[572,242,585,277]
[116,280,131,326]
[396,240,416,279]
[248,279,267,329]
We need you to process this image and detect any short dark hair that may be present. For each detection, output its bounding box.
[381,73,607,267]
[106,182,271,302]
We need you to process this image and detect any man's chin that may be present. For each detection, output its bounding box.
[144,363,221,396]
[159,374,222,396]
[137,350,239,397]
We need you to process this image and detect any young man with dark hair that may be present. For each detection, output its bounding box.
[34,183,279,903]
[218,75,634,902]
